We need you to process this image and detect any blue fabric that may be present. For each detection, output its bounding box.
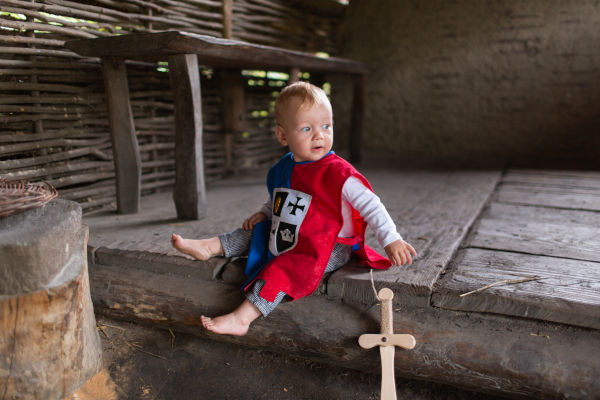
[267,152,294,198]
[243,219,273,287]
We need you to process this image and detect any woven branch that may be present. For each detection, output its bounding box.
[0,180,58,217]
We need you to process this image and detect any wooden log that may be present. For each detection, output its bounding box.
[4,161,113,183]
[86,257,600,400]
[168,53,207,219]
[0,19,101,39]
[0,199,102,399]
[101,56,141,214]
[0,81,86,93]
[1,0,119,22]
[0,146,111,170]
[0,35,64,47]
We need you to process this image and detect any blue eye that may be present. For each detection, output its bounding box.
[322,124,330,130]
[301,126,311,132]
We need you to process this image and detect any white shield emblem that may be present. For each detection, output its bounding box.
[269,188,312,256]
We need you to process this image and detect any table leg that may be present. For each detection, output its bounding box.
[168,54,207,220]
[101,56,141,214]
[219,69,246,174]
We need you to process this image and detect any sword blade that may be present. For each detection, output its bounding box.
[380,345,397,400]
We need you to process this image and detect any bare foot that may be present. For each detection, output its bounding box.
[171,233,224,260]
[201,300,261,336]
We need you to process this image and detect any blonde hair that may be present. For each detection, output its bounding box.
[275,82,331,125]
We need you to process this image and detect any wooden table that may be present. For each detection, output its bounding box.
[66,31,369,219]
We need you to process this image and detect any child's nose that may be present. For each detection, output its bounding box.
[313,129,325,139]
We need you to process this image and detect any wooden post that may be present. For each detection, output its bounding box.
[101,56,141,214]
[0,200,102,399]
[289,67,300,84]
[219,69,246,174]
[222,0,233,39]
[168,54,207,220]
[350,74,366,164]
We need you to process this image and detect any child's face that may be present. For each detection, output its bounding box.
[276,96,333,162]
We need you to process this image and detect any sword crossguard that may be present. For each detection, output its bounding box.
[358,333,416,350]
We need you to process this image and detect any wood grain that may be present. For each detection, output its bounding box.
[439,169,600,328]
[66,31,370,74]
[495,170,600,211]
[168,53,207,220]
[432,248,600,329]
[101,56,141,214]
[328,170,501,307]
[470,202,600,262]
[86,256,600,399]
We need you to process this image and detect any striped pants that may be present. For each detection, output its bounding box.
[219,228,352,316]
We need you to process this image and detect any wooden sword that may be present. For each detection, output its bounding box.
[359,288,416,400]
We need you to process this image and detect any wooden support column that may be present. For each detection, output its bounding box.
[349,74,366,164]
[219,69,246,174]
[222,0,233,39]
[168,54,207,220]
[289,67,300,84]
[101,56,141,214]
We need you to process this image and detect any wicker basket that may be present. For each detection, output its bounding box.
[0,180,59,218]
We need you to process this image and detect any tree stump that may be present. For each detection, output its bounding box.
[0,199,102,400]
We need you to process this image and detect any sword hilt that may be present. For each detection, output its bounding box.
[379,288,394,335]
[359,287,416,350]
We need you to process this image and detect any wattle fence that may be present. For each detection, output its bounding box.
[0,0,345,213]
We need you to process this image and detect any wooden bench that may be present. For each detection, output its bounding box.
[66,31,369,220]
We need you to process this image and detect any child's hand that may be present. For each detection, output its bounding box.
[384,239,417,266]
[242,211,267,230]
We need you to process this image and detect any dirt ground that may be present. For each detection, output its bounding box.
[67,315,508,400]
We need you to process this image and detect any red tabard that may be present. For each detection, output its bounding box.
[248,153,391,302]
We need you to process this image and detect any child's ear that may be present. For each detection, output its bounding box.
[275,125,288,146]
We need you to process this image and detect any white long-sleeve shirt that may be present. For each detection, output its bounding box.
[260,176,402,249]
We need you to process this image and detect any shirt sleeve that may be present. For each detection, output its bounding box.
[342,176,402,248]
[259,197,272,217]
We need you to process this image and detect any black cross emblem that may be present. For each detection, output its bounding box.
[287,197,305,215]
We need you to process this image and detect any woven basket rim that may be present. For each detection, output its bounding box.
[0,180,58,218]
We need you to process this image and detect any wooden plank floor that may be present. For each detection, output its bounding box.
[432,170,600,329]
[83,166,501,308]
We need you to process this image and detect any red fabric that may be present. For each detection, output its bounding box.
[249,154,391,302]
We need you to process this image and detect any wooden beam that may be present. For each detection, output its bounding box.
[87,260,600,400]
[66,31,370,75]
[101,56,140,214]
[168,54,207,220]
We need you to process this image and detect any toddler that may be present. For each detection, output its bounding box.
[172,81,416,336]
